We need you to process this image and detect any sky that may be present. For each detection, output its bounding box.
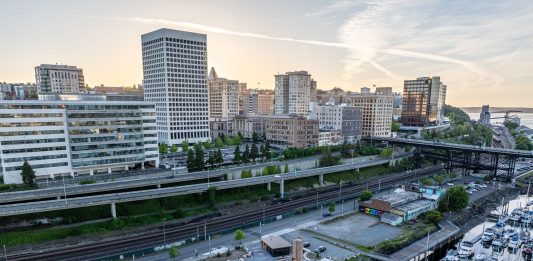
[1,0,533,107]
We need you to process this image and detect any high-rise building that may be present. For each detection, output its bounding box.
[401,76,447,127]
[349,87,394,137]
[208,67,240,120]
[35,64,84,94]
[309,104,363,143]
[243,89,274,115]
[141,28,210,145]
[480,105,491,125]
[0,94,158,184]
[274,71,313,115]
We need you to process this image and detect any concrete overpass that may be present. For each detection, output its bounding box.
[0,155,410,218]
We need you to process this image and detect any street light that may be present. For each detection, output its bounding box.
[62,175,67,206]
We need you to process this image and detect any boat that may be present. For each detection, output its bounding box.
[510,208,523,223]
[527,200,533,207]
[521,228,531,241]
[523,242,533,261]
[458,240,475,258]
[481,227,494,242]
[492,234,508,249]
[440,249,459,261]
[508,233,522,249]
[503,227,517,242]
[523,210,533,224]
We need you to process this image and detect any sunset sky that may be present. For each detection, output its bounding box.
[1,0,533,107]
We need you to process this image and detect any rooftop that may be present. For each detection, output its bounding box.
[394,199,435,212]
[261,235,292,249]
[374,190,420,207]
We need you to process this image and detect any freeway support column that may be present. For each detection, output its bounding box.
[267,182,271,191]
[111,202,117,219]
[280,179,285,199]
[319,174,324,185]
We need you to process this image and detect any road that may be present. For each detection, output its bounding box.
[1,152,366,204]
[5,166,442,261]
[0,155,409,217]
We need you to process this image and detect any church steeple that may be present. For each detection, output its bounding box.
[208,67,218,81]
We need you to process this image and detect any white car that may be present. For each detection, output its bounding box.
[447,183,454,186]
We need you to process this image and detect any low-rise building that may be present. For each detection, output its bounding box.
[260,235,292,257]
[263,115,319,148]
[0,94,158,184]
[318,130,343,146]
[309,102,362,143]
[349,87,393,137]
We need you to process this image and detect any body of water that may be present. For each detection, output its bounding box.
[466,112,533,129]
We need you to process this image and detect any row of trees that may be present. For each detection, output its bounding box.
[161,131,268,155]
[186,144,224,171]
[233,141,272,164]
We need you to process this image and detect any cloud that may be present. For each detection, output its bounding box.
[89,12,496,82]
[304,1,360,17]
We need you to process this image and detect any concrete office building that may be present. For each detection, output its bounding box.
[401,76,447,127]
[274,71,313,115]
[35,64,85,94]
[0,95,158,184]
[243,89,274,115]
[309,104,362,143]
[349,87,394,137]
[141,28,210,145]
[208,67,240,120]
[263,115,319,148]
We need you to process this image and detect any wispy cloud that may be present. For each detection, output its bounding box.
[90,15,491,82]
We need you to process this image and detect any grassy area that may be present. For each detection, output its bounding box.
[0,213,172,247]
[285,176,319,191]
[374,222,437,255]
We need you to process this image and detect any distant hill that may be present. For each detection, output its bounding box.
[461,107,533,113]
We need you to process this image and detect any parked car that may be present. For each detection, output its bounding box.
[314,246,326,253]
[447,183,454,186]
[322,212,332,217]
[303,242,311,248]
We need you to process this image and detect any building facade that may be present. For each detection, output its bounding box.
[349,87,394,137]
[243,89,274,115]
[35,64,85,94]
[274,71,313,115]
[309,104,362,143]
[263,115,318,148]
[141,28,210,145]
[480,105,491,125]
[0,95,158,184]
[208,67,240,120]
[401,76,447,127]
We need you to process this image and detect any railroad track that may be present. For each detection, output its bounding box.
[7,166,442,261]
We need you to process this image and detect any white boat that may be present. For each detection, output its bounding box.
[510,208,523,223]
[523,211,533,224]
[482,227,494,242]
[521,228,531,241]
[440,249,458,261]
[508,233,522,249]
[527,200,533,207]
[492,234,508,248]
[458,240,475,258]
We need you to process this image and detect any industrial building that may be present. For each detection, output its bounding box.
[260,235,292,257]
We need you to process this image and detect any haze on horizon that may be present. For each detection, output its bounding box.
[1,0,532,107]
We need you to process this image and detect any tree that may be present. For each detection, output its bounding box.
[420,176,433,186]
[232,134,242,146]
[379,148,393,159]
[207,151,215,168]
[263,141,271,160]
[516,135,533,151]
[203,141,212,149]
[284,164,289,173]
[180,139,189,152]
[170,144,178,153]
[359,190,373,201]
[252,131,260,143]
[234,229,245,244]
[242,144,250,163]
[241,170,252,178]
[250,144,259,162]
[319,151,340,167]
[391,121,401,132]
[215,149,224,165]
[433,175,444,185]
[328,203,336,213]
[422,210,443,225]
[259,145,265,161]
[159,143,168,154]
[439,185,469,212]
[340,141,351,158]
[215,137,224,148]
[20,160,36,187]
[233,146,241,163]
[168,246,179,261]
[194,144,205,170]
[186,149,195,170]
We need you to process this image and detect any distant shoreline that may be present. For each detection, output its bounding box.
[460,107,533,113]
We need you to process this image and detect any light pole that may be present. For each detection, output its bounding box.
[163,220,166,245]
[3,244,6,261]
[378,178,382,194]
[316,192,319,210]
[207,168,210,189]
[338,182,342,203]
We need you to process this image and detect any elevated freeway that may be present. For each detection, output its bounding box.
[0,155,410,218]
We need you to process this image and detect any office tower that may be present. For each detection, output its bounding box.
[35,64,84,94]
[208,67,240,120]
[401,76,447,127]
[141,28,209,145]
[274,71,313,115]
[244,89,274,115]
[0,94,158,184]
[349,87,394,137]
[309,104,363,143]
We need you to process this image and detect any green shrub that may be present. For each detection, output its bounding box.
[79,180,96,185]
